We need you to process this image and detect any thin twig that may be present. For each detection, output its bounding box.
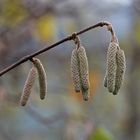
[0,21,114,76]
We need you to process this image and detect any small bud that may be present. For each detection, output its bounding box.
[113,49,126,95]
[71,49,81,92]
[20,67,37,106]
[32,58,47,100]
[107,42,118,93]
[77,46,90,91]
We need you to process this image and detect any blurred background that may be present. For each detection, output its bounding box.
[0,0,140,140]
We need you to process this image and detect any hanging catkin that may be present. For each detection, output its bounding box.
[78,46,90,100]
[71,48,81,92]
[107,42,118,92]
[20,67,37,106]
[113,49,126,95]
[32,58,47,100]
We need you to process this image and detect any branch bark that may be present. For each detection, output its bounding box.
[0,21,115,76]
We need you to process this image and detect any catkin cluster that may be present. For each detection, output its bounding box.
[103,42,126,95]
[19,33,126,106]
[71,38,90,101]
[20,58,47,106]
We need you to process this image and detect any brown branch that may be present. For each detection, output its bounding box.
[0,21,115,76]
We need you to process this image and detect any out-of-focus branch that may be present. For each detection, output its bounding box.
[0,127,14,140]
[22,0,69,18]
[26,106,67,127]
[0,21,116,76]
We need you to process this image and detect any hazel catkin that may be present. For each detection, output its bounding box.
[32,58,47,100]
[71,48,81,92]
[78,46,90,100]
[78,46,90,91]
[20,67,37,106]
[113,49,126,95]
[106,42,118,93]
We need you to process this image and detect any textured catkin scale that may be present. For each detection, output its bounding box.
[81,87,89,101]
[71,49,81,92]
[107,42,118,93]
[20,67,37,106]
[103,73,108,88]
[113,49,126,95]
[77,46,90,91]
[32,58,47,100]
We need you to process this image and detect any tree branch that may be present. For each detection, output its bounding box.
[0,21,114,76]
[26,106,67,127]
